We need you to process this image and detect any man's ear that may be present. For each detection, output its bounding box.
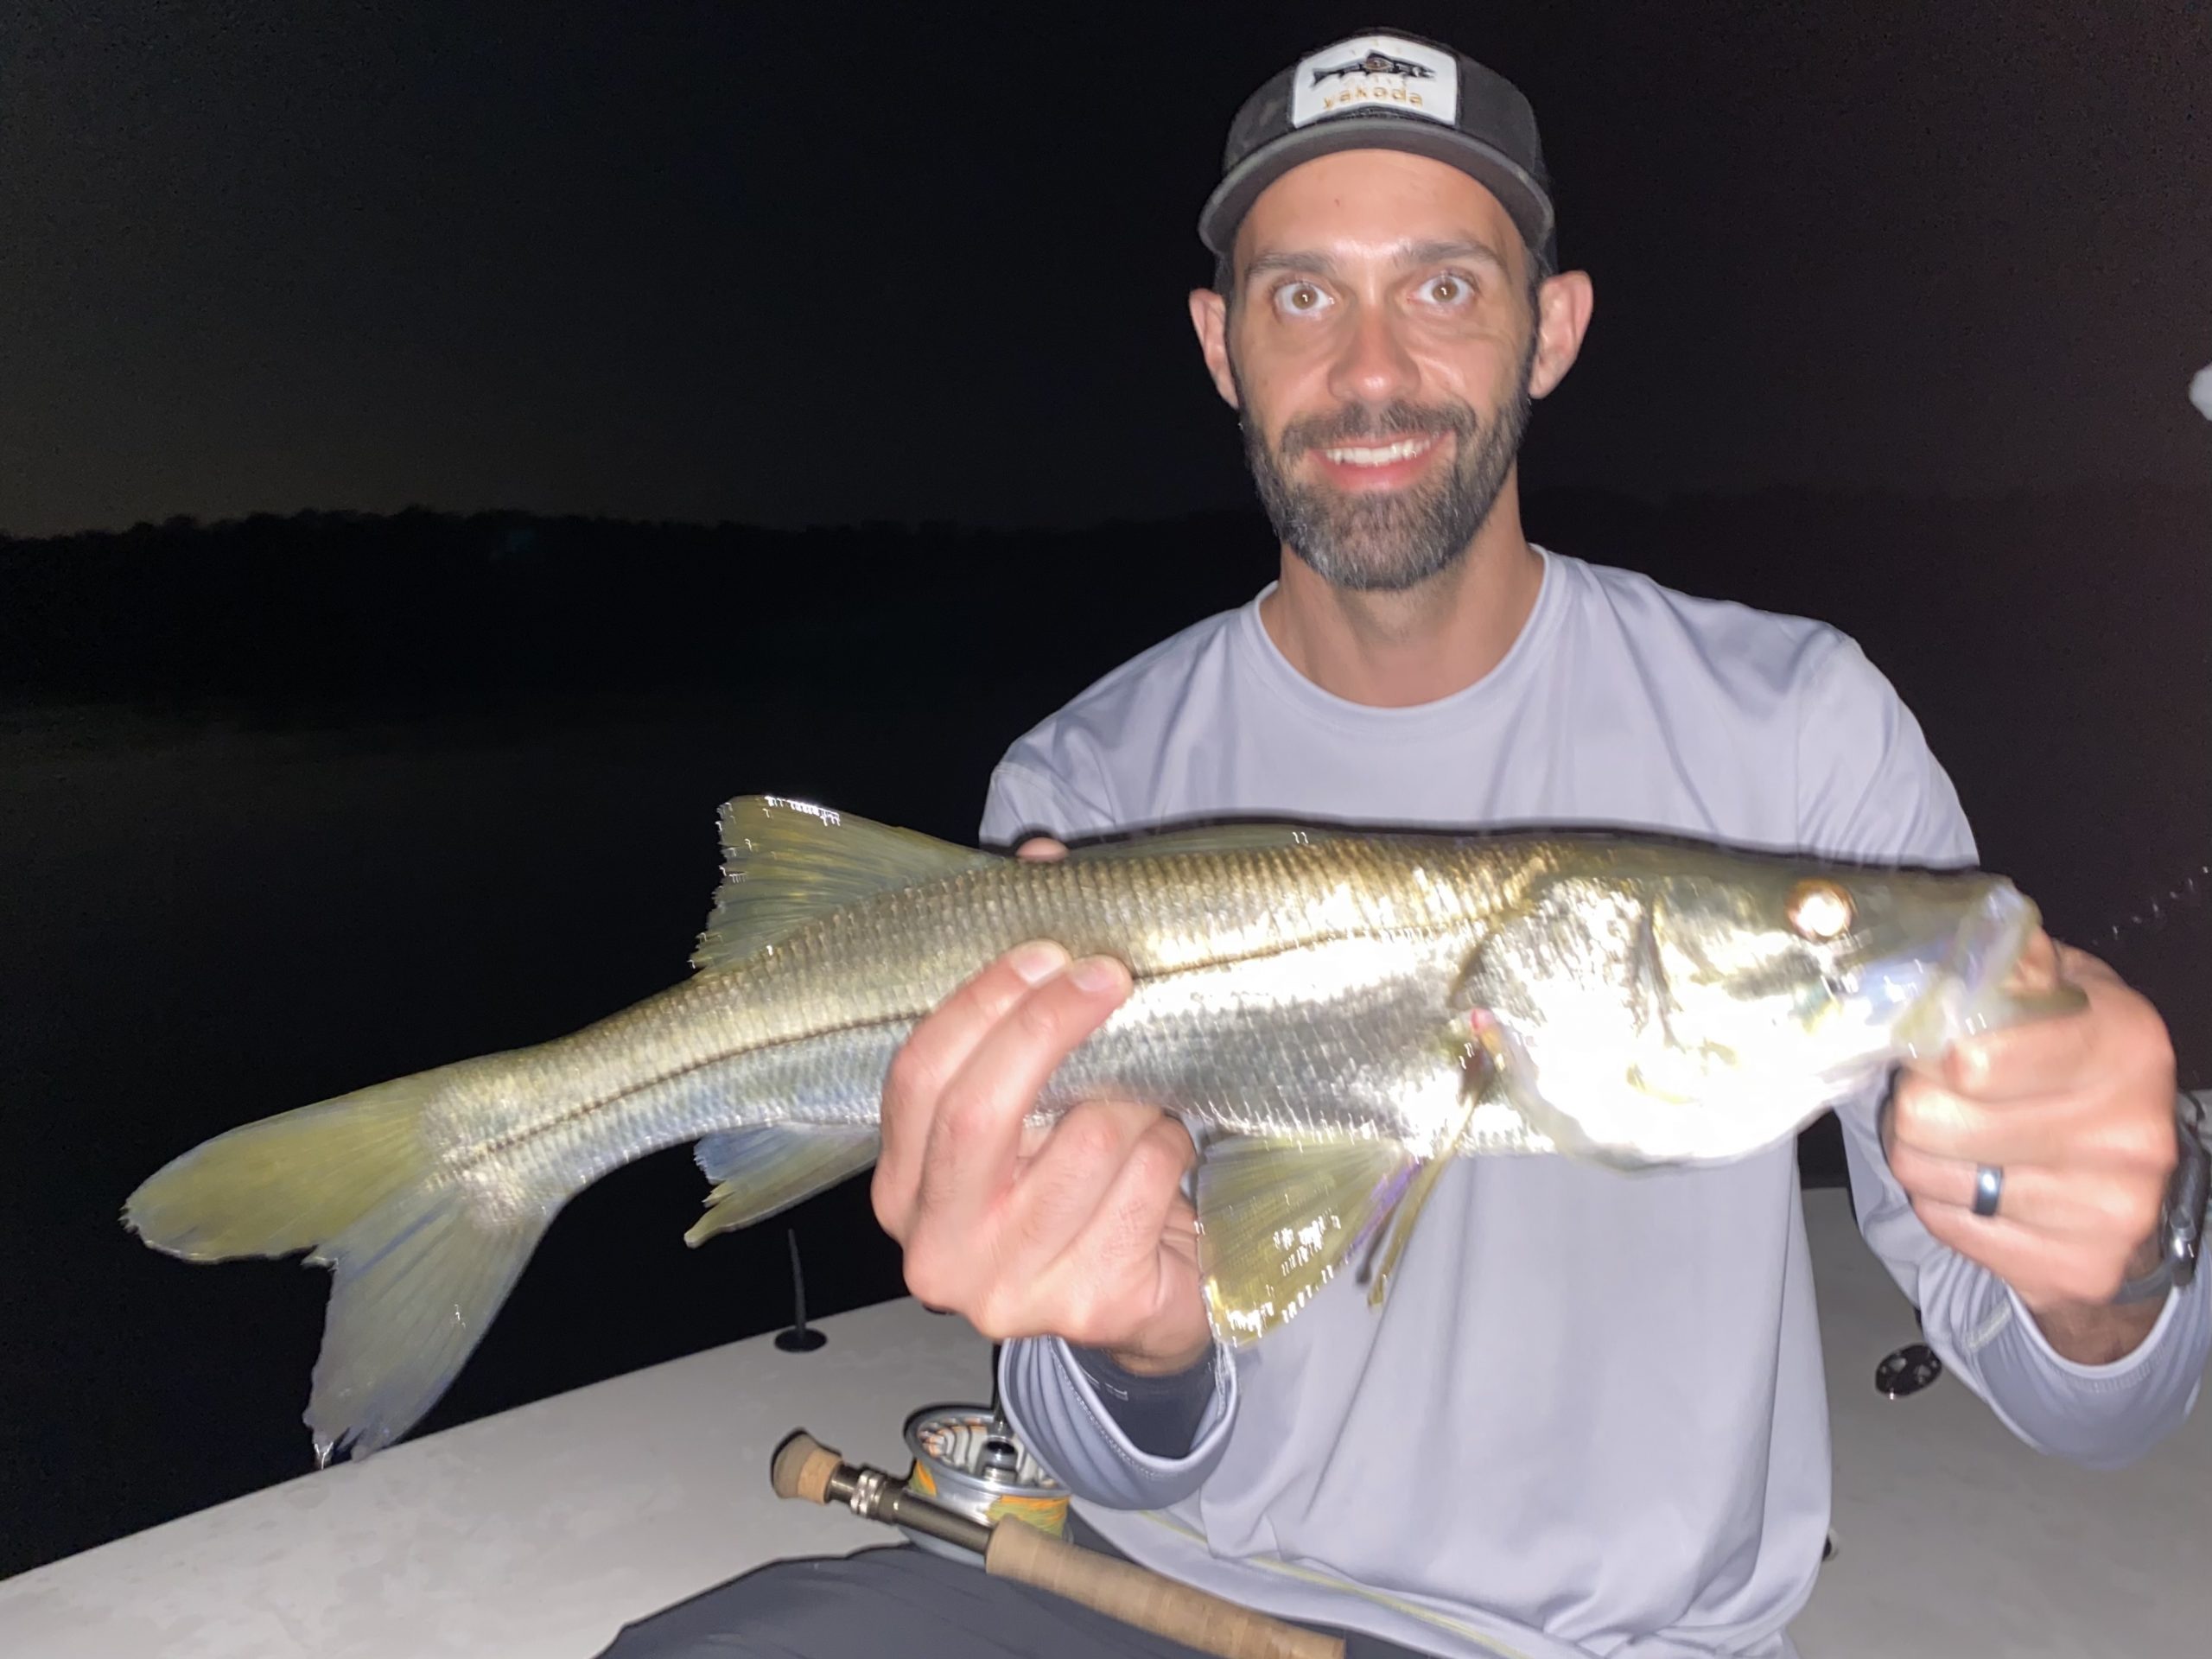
[1188,287,1240,409]
[1529,270,1595,401]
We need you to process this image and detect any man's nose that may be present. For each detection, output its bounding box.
[1326,304,1420,409]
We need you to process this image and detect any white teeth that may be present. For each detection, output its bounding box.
[1322,436,1433,466]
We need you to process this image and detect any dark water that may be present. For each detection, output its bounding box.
[0,701,1009,1579]
[3,492,2204,1580]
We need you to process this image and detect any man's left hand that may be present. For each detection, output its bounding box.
[1882,931,2178,1358]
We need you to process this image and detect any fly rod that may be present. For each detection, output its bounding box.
[771,1428,1344,1659]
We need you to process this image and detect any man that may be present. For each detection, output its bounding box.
[606,29,2208,1659]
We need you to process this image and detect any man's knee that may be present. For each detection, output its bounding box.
[594,1546,1007,1659]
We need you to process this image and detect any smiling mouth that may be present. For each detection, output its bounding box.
[1318,434,1440,467]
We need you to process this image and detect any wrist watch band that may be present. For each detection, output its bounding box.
[2111,1090,2209,1306]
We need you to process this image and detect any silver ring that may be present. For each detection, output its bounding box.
[1973,1164,2004,1218]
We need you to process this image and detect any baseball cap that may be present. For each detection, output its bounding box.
[1197,29,1555,270]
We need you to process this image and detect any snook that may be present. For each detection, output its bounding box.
[123,795,2072,1464]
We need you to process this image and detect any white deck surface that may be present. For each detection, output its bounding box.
[3,1185,2205,1658]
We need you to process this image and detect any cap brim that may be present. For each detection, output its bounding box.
[1198,116,1554,265]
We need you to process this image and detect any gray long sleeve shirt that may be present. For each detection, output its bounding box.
[978,549,2209,1659]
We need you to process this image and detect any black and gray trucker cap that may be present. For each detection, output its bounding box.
[1197,30,1555,268]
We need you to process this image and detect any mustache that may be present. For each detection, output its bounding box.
[1276,398,1481,457]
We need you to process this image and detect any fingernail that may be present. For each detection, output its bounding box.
[1008,941,1068,984]
[1071,955,1126,994]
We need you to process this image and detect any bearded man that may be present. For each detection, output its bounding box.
[604,29,2208,1659]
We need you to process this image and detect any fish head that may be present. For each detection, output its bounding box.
[1638,859,2058,1073]
[1454,853,2068,1166]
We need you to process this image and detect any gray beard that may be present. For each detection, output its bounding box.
[1235,342,1536,594]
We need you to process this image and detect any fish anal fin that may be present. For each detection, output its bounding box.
[683,1124,881,1246]
[1192,1135,1417,1346]
[692,797,996,973]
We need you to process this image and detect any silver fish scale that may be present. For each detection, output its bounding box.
[430,838,1550,1212]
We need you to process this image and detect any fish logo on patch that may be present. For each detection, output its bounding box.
[1289,35,1459,128]
[1311,50,1434,86]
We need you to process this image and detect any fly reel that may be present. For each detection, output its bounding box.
[900,1403,1069,1560]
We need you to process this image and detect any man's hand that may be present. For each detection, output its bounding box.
[870,837,1215,1376]
[1883,931,2179,1363]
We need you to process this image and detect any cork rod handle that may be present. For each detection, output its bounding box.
[985,1516,1344,1659]
[769,1429,842,1505]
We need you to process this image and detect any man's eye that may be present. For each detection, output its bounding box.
[1274,282,1331,315]
[1423,274,1472,304]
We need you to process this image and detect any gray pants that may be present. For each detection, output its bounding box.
[594,1511,1427,1658]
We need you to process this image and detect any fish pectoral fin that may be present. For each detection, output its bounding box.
[1457,1005,1556,1135]
[1192,1135,1418,1347]
[692,797,997,973]
[683,1125,882,1246]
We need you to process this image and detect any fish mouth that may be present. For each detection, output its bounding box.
[1887,882,2044,1061]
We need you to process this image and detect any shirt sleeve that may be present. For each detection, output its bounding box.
[977,750,1245,1505]
[1063,1344,1223,1457]
[978,755,1110,851]
[998,1337,1240,1509]
[1799,630,2210,1468]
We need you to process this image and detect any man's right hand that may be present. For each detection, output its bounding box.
[870,838,1214,1376]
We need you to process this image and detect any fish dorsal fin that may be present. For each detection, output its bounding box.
[692,796,996,972]
[1066,821,1344,863]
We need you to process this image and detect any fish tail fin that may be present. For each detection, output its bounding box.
[123,1064,554,1465]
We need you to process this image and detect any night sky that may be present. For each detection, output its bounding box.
[3,2,2206,539]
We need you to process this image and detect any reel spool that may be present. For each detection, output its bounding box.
[901,1403,1068,1560]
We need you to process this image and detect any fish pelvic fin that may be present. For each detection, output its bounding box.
[1352,1025,1502,1305]
[692,796,997,973]
[1192,1135,1421,1347]
[683,1124,881,1247]
[122,1065,555,1465]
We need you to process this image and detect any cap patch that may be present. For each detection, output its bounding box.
[1290,35,1459,130]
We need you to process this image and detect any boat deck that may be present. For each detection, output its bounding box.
[3,1185,2204,1658]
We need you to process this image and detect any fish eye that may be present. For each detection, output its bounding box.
[1786,880,1855,942]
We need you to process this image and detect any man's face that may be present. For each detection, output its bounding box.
[1199,150,1554,593]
